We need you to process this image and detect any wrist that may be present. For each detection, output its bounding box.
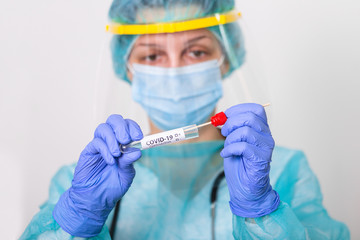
[229,189,280,218]
[53,188,107,237]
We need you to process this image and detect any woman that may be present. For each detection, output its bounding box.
[21,0,349,239]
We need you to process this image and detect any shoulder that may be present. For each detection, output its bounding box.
[272,146,307,164]
[270,146,309,184]
[51,163,76,182]
[271,146,323,203]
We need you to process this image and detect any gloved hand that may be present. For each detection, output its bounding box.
[53,115,143,237]
[220,103,280,218]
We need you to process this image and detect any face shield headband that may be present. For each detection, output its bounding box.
[106,11,241,35]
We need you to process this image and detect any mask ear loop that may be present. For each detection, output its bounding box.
[127,63,135,75]
[217,55,225,67]
[124,35,140,79]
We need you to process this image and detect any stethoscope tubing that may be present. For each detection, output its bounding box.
[110,171,225,240]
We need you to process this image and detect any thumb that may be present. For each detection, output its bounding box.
[118,149,142,169]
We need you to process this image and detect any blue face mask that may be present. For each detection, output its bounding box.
[131,59,223,130]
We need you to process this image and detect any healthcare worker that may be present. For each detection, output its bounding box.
[21,0,350,239]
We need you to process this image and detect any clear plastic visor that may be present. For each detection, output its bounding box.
[95,16,270,135]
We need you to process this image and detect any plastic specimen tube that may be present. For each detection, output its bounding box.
[120,124,199,153]
[120,104,269,153]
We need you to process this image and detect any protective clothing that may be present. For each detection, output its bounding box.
[108,0,245,83]
[53,115,143,237]
[108,0,235,23]
[20,142,350,239]
[220,103,280,217]
[20,0,350,238]
[131,59,223,130]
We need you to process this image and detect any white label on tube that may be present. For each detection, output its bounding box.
[140,128,186,149]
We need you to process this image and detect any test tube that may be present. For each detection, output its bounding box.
[120,124,200,153]
[120,104,269,153]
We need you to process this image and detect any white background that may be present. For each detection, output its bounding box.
[1,0,359,239]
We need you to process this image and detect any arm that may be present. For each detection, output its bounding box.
[219,104,349,239]
[19,165,112,239]
[20,114,143,239]
[231,150,350,239]
[273,150,349,239]
[232,201,307,239]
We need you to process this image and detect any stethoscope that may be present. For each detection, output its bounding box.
[110,171,225,240]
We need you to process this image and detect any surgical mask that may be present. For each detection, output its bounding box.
[131,59,223,130]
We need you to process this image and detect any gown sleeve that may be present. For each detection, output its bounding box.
[19,164,112,240]
[232,150,350,239]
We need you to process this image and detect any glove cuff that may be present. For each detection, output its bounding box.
[53,189,106,238]
[229,189,280,218]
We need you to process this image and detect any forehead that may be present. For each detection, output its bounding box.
[134,29,218,44]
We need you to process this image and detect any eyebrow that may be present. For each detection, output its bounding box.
[185,35,210,46]
[135,35,212,49]
[136,43,163,48]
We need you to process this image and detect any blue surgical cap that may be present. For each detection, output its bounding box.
[109,0,245,82]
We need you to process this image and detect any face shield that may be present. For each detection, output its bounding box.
[95,5,270,135]
[95,3,272,232]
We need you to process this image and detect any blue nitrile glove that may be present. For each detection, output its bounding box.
[220,103,280,218]
[53,114,143,237]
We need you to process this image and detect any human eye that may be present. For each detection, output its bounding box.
[184,46,212,63]
[139,50,167,64]
[144,54,159,62]
[189,50,207,58]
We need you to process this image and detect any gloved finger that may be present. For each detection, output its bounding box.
[118,149,142,168]
[221,112,271,137]
[106,114,132,145]
[125,119,143,141]
[84,138,116,165]
[94,123,121,157]
[220,142,271,163]
[224,126,275,149]
[225,103,268,124]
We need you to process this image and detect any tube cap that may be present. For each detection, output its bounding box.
[211,112,227,127]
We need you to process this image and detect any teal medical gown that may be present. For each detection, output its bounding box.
[21,141,349,239]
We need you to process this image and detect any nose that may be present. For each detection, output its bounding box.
[167,53,183,68]
[166,35,187,68]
